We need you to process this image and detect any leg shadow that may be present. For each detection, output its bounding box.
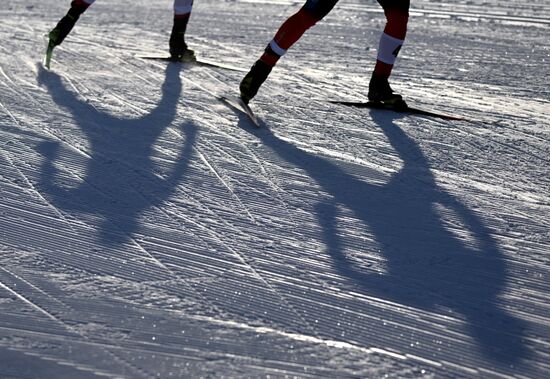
[238,111,529,366]
[36,63,197,246]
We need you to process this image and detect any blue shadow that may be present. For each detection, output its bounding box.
[36,63,197,246]
[236,111,528,367]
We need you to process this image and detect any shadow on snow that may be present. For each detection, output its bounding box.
[35,60,529,368]
[36,63,197,247]
[236,111,528,367]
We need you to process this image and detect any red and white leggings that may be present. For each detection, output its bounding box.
[261,0,409,77]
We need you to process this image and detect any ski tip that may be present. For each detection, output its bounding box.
[236,97,261,128]
[43,52,52,70]
[43,41,55,70]
[219,95,261,128]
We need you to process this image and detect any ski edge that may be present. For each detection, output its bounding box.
[137,55,247,72]
[329,100,474,122]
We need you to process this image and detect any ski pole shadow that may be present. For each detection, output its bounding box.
[35,63,197,246]
[237,112,528,366]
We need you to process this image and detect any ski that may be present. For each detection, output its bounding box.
[137,55,246,72]
[219,95,260,128]
[137,56,261,128]
[329,100,471,122]
[43,40,55,70]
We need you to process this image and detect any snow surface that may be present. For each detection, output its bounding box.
[1,0,549,377]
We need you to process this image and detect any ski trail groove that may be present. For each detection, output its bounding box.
[0,275,60,323]
[0,265,156,378]
[197,149,257,224]
[0,147,80,234]
[138,58,300,230]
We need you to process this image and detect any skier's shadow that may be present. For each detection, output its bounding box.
[237,113,528,365]
[36,63,197,246]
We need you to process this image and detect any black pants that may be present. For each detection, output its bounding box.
[303,0,409,20]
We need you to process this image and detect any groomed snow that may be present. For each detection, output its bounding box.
[0,0,548,377]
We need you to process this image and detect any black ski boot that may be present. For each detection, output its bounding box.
[368,75,407,110]
[48,0,89,47]
[169,16,195,62]
[239,60,273,104]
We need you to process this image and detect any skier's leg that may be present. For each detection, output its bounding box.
[240,0,339,103]
[368,0,410,106]
[170,0,195,61]
[259,0,337,67]
[49,0,95,46]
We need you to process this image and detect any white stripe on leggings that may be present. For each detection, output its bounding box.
[377,32,404,65]
[269,40,287,56]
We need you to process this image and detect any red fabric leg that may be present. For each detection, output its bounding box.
[174,13,190,20]
[72,0,92,9]
[260,9,319,67]
[383,8,408,40]
[374,9,409,77]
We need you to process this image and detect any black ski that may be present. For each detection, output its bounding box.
[329,100,472,122]
[219,95,260,128]
[137,55,246,72]
[138,56,261,128]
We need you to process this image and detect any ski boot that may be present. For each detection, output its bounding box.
[169,17,196,62]
[169,41,196,62]
[239,60,273,104]
[368,75,407,110]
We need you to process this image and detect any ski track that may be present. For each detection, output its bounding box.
[0,0,549,378]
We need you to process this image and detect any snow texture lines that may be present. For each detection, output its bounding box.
[0,0,549,378]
